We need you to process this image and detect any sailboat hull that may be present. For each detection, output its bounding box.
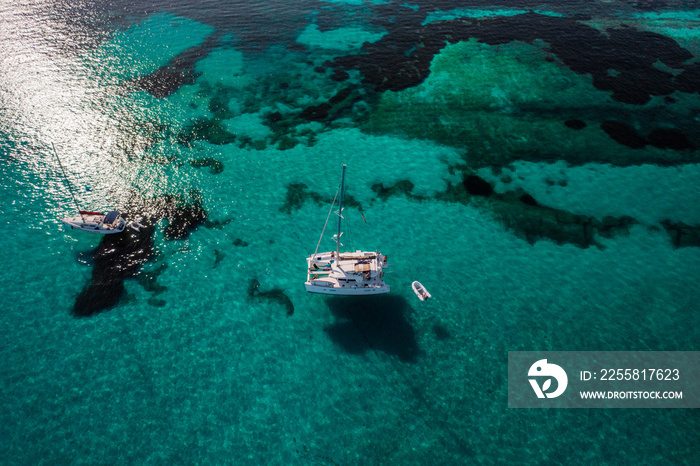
[61,215,126,234]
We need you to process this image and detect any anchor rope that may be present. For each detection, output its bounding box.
[52,142,86,221]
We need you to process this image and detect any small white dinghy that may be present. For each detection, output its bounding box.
[129,221,145,232]
[412,281,431,301]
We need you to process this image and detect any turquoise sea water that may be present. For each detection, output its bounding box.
[1,1,699,464]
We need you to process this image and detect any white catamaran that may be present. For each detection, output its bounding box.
[305,164,390,295]
[52,143,127,235]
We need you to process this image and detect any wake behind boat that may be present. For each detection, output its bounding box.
[305,164,390,295]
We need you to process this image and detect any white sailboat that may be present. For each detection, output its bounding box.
[60,210,126,234]
[52,143,127,235]
[305,164,390,295]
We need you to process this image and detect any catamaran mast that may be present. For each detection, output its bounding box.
[52,142,85,221]
[336,164,346,258]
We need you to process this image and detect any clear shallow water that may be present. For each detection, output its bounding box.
[1,1,699,464]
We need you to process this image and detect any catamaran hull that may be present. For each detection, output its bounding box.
[305,283,390,295]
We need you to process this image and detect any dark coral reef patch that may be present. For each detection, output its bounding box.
[163,190,208,240]
[601,121,696,152]
[364,171,636,249]
[280,182,363,214]
[247,278,294,316]
[190,157,224,174]
[371,180,426,202]
[661,221,700,248]
[601,121,647,149]
[440,170,700,249]
[127,33,222,98]
[647,128,695,151]
[177,118,236,147]
[565,120,586,130]
[279,183,326,214]
[327,12,694,105]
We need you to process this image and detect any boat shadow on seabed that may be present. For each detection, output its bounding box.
[72,191,208,317]
[323,294,420,363]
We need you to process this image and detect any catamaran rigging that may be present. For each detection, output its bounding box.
[305,164,390,295]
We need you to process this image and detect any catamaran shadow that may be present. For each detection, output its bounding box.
[324,294,420,363]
